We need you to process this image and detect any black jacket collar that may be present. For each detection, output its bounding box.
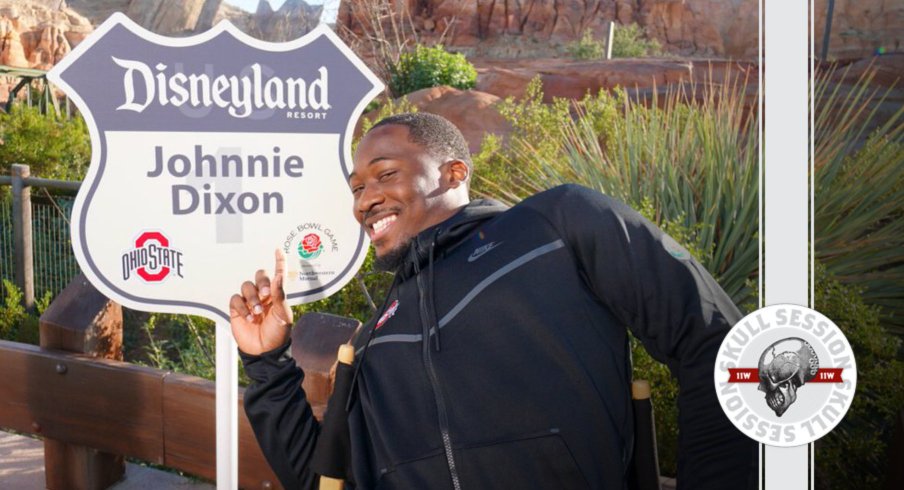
[396,198,508,279]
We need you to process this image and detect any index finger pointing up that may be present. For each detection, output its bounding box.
[273,248,287,299]
[274,248,286,277]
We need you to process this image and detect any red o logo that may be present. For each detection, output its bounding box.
[135,231,170,282]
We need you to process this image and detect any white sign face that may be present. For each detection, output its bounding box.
[47,14,384,321]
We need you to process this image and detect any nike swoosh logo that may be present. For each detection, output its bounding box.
[468,242,502,262]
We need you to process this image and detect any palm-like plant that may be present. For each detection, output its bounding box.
[482,72,760,307]
[813,65,904,332]
[481,64,904,329]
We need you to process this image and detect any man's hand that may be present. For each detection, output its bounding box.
[229,249,294,355]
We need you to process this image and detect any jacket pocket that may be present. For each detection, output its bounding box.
[455,429,591,489]
[374,431,591,490]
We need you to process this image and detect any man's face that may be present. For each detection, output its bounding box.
[349,124,458,263]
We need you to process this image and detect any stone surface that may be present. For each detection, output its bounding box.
[812,0,904,60]
[67,0,220,35]
[217,0,323,42]
[405,86,511,152]
[358,86,512,152]
[0,1,93,70]
[338,0,902,60]
[0,431,214,490]
[67,0,321,41]
[474,58,758,101]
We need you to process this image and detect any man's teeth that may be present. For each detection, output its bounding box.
[372,215,397,234]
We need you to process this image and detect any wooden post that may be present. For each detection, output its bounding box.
[39,273,125,490]
[821,0,836,62]
[11,164,34,310]
[606,21,615,60]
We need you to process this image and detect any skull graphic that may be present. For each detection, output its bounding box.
[757,338,819,417]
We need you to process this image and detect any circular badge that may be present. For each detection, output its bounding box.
[714,304,857,447]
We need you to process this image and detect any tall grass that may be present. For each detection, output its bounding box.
[482,64,904,329]
[481,72,760,306]
[813,65,904,332]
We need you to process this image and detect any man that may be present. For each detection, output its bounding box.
[230,113,756,489]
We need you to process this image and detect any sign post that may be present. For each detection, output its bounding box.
[48,13,383,488]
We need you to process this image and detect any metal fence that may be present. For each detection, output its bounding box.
[0,166,81,304]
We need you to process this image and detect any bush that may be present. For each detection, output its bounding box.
[611,23,662,58]
[0,280,51,345]
[480,75,758,306]
[567,30,606,60]
[0,105,90,180]
[813,66,904,333]
[814,264,904,489]
[566,24,662,61]
[388,44,477,97]
[473,76,620,202]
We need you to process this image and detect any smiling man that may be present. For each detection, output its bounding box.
[231,113,756,489]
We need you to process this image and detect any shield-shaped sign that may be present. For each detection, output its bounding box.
[47,13,383,321]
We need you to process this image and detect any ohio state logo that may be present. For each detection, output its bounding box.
[297,233,324,260]
[714,304,856,447]
[375,300,399,330]
[121,231,185,282]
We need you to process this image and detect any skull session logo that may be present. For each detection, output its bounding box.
[714,304,857,447]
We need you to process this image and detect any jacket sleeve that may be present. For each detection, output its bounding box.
[241,340,321,490]
[541,184,756,490]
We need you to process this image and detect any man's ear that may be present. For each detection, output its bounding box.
[443,159,470,189]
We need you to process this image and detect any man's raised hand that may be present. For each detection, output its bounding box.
[229,249,293,355]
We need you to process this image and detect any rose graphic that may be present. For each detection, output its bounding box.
[298,233,324,260]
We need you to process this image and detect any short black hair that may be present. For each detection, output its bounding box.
[370,112,473,172]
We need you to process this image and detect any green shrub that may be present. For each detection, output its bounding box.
[814,264,904,489]
[481,75,758,306]
[473,76,619,201]
[0,105,90,180]
[0,280,51,345]
[611,23,662,58]
[813,66,904,333]
[566,24,662,61]
[388,44,477,97]
[129,311,251,386]
[567,30,606,60]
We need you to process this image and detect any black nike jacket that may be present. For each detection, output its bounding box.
[241,184,757,489]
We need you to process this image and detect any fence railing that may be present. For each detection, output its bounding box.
[0,164,81,307]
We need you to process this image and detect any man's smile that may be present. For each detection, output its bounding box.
[364,209,399,241]
[368,213,398,241]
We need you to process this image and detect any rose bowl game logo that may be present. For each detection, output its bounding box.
[122,231,184,282]
[714,304,856,447]
[298,233,324,260]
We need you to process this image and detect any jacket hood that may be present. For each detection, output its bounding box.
[396,198,508,279]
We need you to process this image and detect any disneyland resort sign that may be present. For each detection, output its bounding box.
[47,14,383,321]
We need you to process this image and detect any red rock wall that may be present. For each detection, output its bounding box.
[0,2,93,70]
[338,0,902,60]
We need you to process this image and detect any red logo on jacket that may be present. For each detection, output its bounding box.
[375,300,399,330]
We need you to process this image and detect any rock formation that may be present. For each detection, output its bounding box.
[0,1,92,70]
[66,0,223,35]
[216,0,323,42]
[338,0,902,60]
[67,0,321,41]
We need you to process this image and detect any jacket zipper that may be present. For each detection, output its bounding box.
[413,241,462,490]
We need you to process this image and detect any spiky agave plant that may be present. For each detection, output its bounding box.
[486,69,760,307]
[813,63,904,333]
[482,63,904,328]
